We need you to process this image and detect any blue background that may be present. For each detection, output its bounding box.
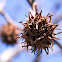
[0,0,62,62]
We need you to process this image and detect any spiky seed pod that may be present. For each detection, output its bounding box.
[1,24,18,45]
[20,11,62,54]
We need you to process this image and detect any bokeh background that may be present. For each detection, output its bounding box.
[0,0,62,62]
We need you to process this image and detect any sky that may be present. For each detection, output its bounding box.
[0,0,62,62]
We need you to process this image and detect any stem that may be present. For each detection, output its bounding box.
[27,0,35,8]
[54,40,62,49]
[0,10,23,30]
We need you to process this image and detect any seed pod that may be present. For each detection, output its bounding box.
[20,11,62,54]
[1,24,18,45]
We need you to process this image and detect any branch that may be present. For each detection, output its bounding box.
[0,43,26,62]
[54,40,62,49]
[34,53,41,62]
[27,0,37,11]
[40,48,62,60]
[27,0,35,8]
[0,10,23,30]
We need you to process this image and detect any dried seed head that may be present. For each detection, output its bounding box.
[1,24,18,45]
[20,11,62,54]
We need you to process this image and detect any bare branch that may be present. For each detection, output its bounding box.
[0,10,23,30]
[0,43,26,62]
[27,0,35,8]
[54,40,62,49]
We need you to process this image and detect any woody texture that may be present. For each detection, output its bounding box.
[19,11,62,54]
[1,24,18,45]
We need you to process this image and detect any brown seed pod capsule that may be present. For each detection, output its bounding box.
[1,24,18,45]
[20,11,62,54]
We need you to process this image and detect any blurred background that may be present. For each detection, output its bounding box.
[0,0,62,62]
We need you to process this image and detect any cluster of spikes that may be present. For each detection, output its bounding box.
[1,24,18,45]
[19,10,62,54]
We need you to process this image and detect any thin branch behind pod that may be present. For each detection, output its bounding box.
[0,10,23,30]
[27,0,37,11]
[54,40,62,49]
[27,0,35,8]
[33,2,37,11]
[34,51,41,62]
[0,44,26,62]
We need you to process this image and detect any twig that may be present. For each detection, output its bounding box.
[0,43,26,62]
[27,0,34,8]
[0,10,23,30]
[27,0,37,11]
[54,40,62,49]
[34,52,41,62]
[32,2,37,11]
[40,48,62,61]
